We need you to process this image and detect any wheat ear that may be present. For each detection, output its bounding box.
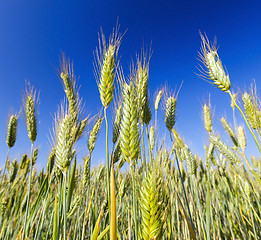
[88,116,103,155]
[203,103,212,133]
[112,104,122,145]
[6,115,18,149]
[210,134,240,164]
[25,94,37,144]
[165,95,176,132]
[0,114,18,188]
[199,33,231,92]
[120,82,140,165]
[136,56,151,125]
[59,54,79,121]
[220,117,238,147]
[242,92,260,130]
[139,163,165,239]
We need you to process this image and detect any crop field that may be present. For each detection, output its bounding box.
[0,29,261,240]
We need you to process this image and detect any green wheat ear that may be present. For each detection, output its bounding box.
[237,126,246,152]
[95,29,122,109]
[199,33,231,92]
[31,147,38,166]
[19,154,27,170]
[113,141,121,164]
[60,72,77,119]
[184,145,196,176]
[55,114,75,174]
[242,92,260,129]
[6,115,18,149]
[154,90,163,111]
[99,44,116,108]
[88,116,103,155]
[205,142,215,168]
[25,90,37,143]
[7,159,18,183]
[210,134,240,164]
[47,150,55,174]
[203,103,212,133]
[139,163,165,240]
[220,117,238,147]
[112,103,122,145]
[59,54,80,121]
[149,126,155,151]
[82,155,90,189]
[230,93,237,110]
[119,82,140,165]
[164,95,176,132]
[0,197,7,219]
[136,56,151,125]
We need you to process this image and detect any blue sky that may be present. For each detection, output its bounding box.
[0,0,260,169]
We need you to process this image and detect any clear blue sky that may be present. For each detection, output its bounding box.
[0,0,260,169]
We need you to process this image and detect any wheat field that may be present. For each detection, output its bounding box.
[0,29,261,240]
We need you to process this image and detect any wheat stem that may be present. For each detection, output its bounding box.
[141,123,146,166]
[34,174,54,240]
[145,125,153,162]
[22,142,34,240]
[104,107,111,222]
[173,149,196,235]
[130,166,138,240]
[110,162,117,240]
[192,176,207,239]
[155,108,158,157]
[63,173,67,240]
